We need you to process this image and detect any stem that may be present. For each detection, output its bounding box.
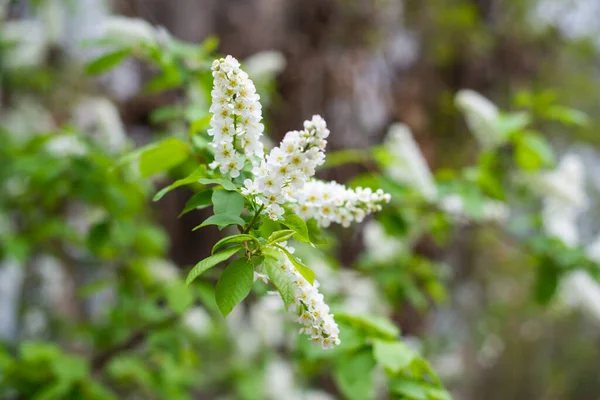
[242,204,264,234]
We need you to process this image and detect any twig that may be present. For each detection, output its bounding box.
[242,204,264,234]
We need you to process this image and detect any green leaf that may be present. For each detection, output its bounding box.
[497,111,531,136]
[372,339,415,373]
[371,145,394,168]
[379,211,408,237]
[215,258,254,316]
[153,166,207,201]
[85,49,131,75]
[265,229,296,246]
[88,220,111,255]
[212,234,259,255]
[165,282,194,314]
[264,256,295,308]
[185,246,243,285]
[389,379,429,400]
[333,350,375,400]
[189,114,212,134]
[322,149,370,169]
[86,382,119,400]
[198,178,237,191]
[193,214,245,231]
[202,35,219,53]
[426,388,453,400]
[534,259,560,305]
[212,190,244,216]
[281,214,311,243]
[139,138,190,177]
[179,190,213,217]
[515,133,555,171]
[256,218,282,239]
[143,67,182,93]
[107,356,153,388]
[150,106,183,124]
[79,37,120,48]
[52,355,89,382]
[275,245,315,284]
[306,218,326,244]
[336,313,400,339]
[546,106,589,126]
[33,381,72,400]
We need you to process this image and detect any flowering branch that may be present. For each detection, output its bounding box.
[179,55,390,349]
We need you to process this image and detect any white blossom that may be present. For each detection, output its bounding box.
[265,248,341,350]
[455,90,505,149]
[556,235,600,324]
[439,194,509,223]
[46,134,87,157]
[254,271,270,284]
[245,115,329,219]
[250,295,286,347]
[99,16,159,46]
[363,220,404,263]
[339,270,388,314]
[559,270,600,323]
[586,235,600,262]
[208,56,265,175]
[183,306,212,337]
[225,305,262,360]
[1,97,56,139]
[73,97,129,153]
[384,123,437,200]
[2,20,48,69]
[147,258,180,283]
[293,180,391,228]
[207,56,390,227]
[539,153,587,210]
[542,201,579,247]
[536,154,587,246]
[264,359,299,400]
[244,51,287,81]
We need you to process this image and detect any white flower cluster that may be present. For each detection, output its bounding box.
[46,134,87,157]
[539,153,587,211]
[242,115,329,220]
[363,220,404,263]
[560,270,600,323]
[207,56,390,226]
[439,194,509,224]
[455,89,505,150]
[73,97,129,154]
[535,154,587,247]
[293,180,391,228]
[208,56,265,177]
[556,237,600,324]
[244,50,287,82]
[100,16,161,47]
[384,123,438,201]
[2,20,48,69]
[272,247,341,350]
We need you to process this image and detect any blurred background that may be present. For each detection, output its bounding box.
[1,0,600,399]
